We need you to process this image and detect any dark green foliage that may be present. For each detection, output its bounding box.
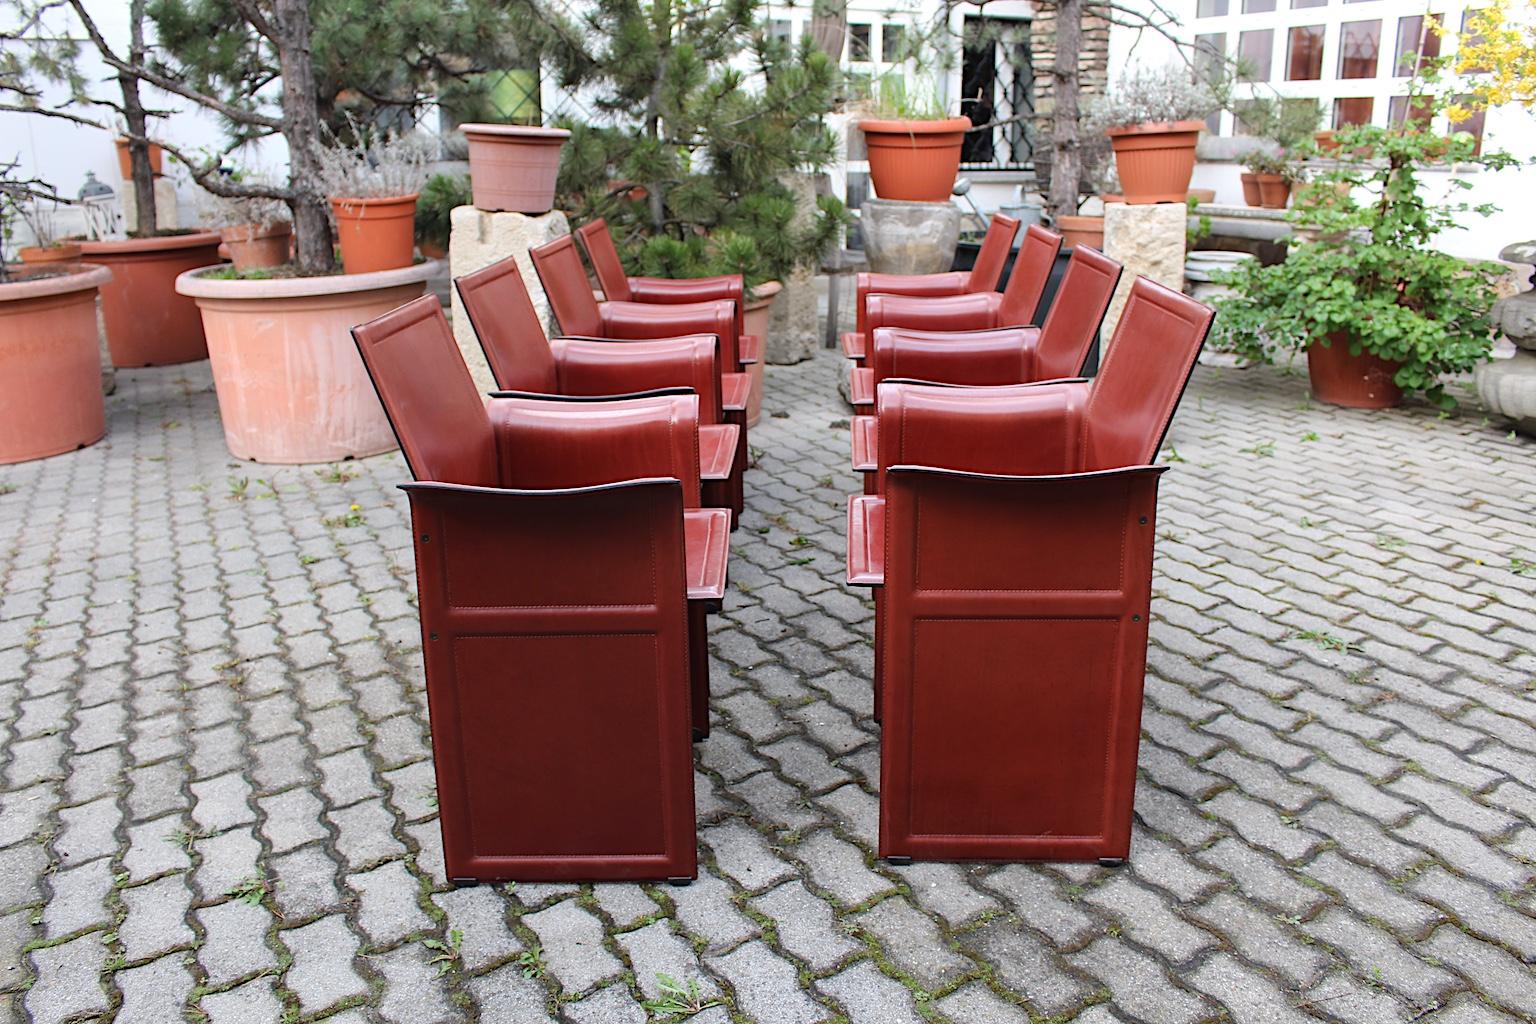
[1212,123,1516,408]
[415,173,471,250]
[552,2,847,287]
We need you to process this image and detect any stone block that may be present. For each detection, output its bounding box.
[448,206,570,394]
[860,198,960,275]
[1102,201,1188,340]
[767,265,818,364]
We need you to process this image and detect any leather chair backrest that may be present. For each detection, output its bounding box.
[1081,277,1215,472]
[530,235,604,337]
[574,219,634,302]
[488,393,703,508]
[455,256,558,393]
[965,213,1022,294]
[351,294,499,487]
[551,335,723,424]
[998,224,1062,326]
[877,381,1085,482]
[870,328,1032,389]
[401,476,695,880]
[1034,246,1123,380]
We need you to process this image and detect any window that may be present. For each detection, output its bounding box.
[1459,9,1489,72]
[1451,95,1486,153]
[769,19,792,45]
[1243,0,1276,11]
[1238,30,1275,81]
[1287,25,1325,80]
[1197,0,1229,17]
[1393,14,1441,75]
[1338,19,1381,78]
[1291,0,1327,8]
[1333,96,1374,125]
[1387,94,1433,127]
[848,23,872,62]
[881,24,905,62]
[1196,35,1227,132]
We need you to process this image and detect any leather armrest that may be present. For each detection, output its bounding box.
[846,496,885,586]
[684,508,731,601]
[851,416,877,473]
[697,424,739,480]
[849,367,875,408]
[840,331,867,362]
[599,299,740,369]
[720,373,751,413]
[865,292,1002,332]
[551,335,721,420]
[737,334,762,365]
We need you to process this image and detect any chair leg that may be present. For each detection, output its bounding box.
[688,602,710,741]
[722,409,748,529]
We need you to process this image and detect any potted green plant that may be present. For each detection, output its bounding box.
[1,163,111,463]
[317,120,430,275]
[857,70,971,203]
[415,173,471,259]
[1241,150,1297,209]
[1211,122,1514,409]
[1089,65,1217,204]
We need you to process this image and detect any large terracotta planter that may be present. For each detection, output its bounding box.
[1257,174,1291,209]
[1055,215,1105,251]
[1307,333,1403,409]
[19,244,82,265]
[859,117,972,203]
[81,232,224,367]
[742,280,781,428]
[1240,172,1262,206]
[115,139,164,178]
[461,124,571,214]
[219,222,292,273]
[1105,120,1206,204]
[330,195,418,275]
[176,261,440,463]
[0,264,112,464]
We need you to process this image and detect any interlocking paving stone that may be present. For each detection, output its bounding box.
[5,355,1536,1023]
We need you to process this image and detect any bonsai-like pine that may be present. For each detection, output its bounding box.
[1211,86,1515,408]
[551,0,847,288]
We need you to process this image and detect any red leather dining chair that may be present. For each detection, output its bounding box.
[847,244,1121,421]
[845,277,1214,865]
[574,218,762,367]
[353,301,730,869]
[839,212,1021,363]
[455,256,743,523]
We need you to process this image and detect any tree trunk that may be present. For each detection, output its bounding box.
[273,0,334,273]
[810,0,847,61]
[122,0,156,234]
[1047,0,1083,222]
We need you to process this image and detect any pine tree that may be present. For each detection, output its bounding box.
[551,0,848,288]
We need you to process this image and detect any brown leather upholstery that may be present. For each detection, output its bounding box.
[1033,245,1122,380]
[967,212,1022,293]
[874,463,1167,862]
[575,218,634,302]
[853,212,1021,335]
[998,224,1062,325]
[527,235,606,337]
[402,476,698,881]
[454,256,558,393]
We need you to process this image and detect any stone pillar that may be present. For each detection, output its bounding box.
[766,173,820,364]
[1102,202,1188,342]
[121,177,178,234]
[1475,242,1536,437]
[448,205,570,395]
[860,199,960,276]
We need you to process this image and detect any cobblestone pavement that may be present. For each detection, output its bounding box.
[2,350,1534,1024]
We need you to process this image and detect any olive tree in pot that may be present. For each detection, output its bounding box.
[1211,119,1514,410]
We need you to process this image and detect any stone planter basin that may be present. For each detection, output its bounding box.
[176,261,440,463]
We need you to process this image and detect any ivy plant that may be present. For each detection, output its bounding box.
[1210,114,1517,408]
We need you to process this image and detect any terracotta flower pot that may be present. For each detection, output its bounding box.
[176,261,440,463]
[1313,130,1339,154]
[1240,172,1262,207]
[461,124,572,214]
[1105,120,1206,204]
[18,243,83,264]
[1188,188,1216,205]
[1055,215,1105,251]
[219,222,292,273]
[0,263,112,464]
[1307,333,1403,409]
[115,138,164,179]
[858,117,972,203]
[330,195,419,275]
[80,232,224,367]
[742,279,782,428]
[1256,174,1292,209]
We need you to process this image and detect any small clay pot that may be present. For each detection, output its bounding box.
[18,243,83,264]
[219,222,293,273]
[330,194,419,275]
[1240,173,1262,206]
[1256,174,1291,209]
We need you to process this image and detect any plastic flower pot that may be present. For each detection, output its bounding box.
[218,222,293,273]
[1055,215,1104,251]
[1307,332,1403,409]
[1240,172,1262,206]
[1105,120,1206,204]
[742,280,781,427]
[330,194,419,275]
[461,124,572,214]
[0,263,112,464]
[114,139,163,178]
[176,260,440,463]
[18,243,82,265]
[80,232,224,367]
[859,117,972,203]
[1256,174,1291,209]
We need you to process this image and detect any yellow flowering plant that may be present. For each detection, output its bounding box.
[1445,0,1536,119]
